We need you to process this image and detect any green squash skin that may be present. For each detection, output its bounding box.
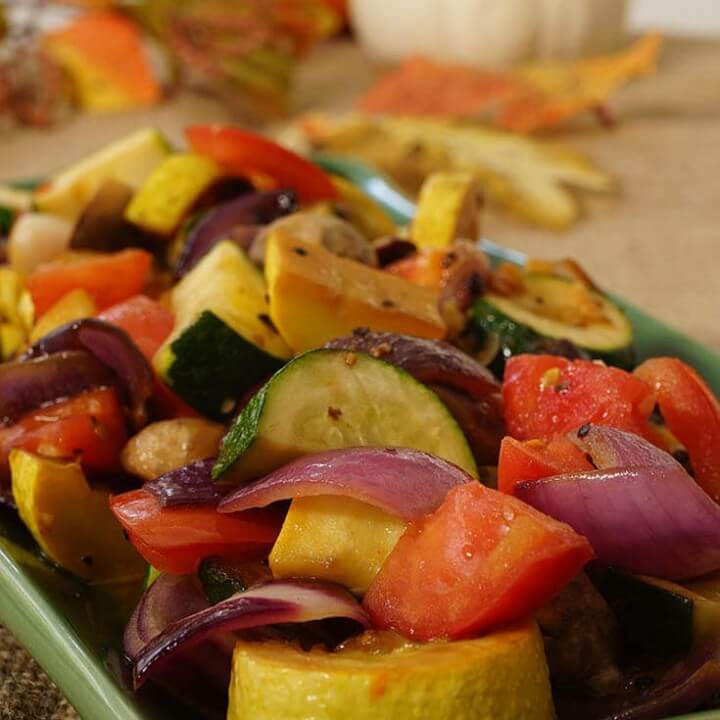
[213,380,269,479]
[593,568,693,657]
[165,310,283,419]
[472,299,636,373]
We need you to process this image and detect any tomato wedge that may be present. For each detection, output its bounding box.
[498,435,593,495]
[364,483,593,641]
[98,295,174,361]
[635,357,720,502]
[503,355,658,443]
[27,249,153,317]
[186,125,338,203]
[110,489,282,575]
[0,387,127,480]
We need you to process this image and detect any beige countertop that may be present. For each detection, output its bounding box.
[2,37,719,350]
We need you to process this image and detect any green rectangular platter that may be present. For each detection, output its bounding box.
[0,158,718,720]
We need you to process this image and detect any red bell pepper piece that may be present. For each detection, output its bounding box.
[186,124,338,203]
[27,249,153,317]
[110,489,281,575]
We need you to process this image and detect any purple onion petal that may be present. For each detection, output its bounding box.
[219,447,472,519]
[124,573,233,711]
[175,190,296,278]
[326,330,500,401]
[145,458,228,507]
[517,463,720,580]
[572,424,679,470]
[23,318,154,429]
[132,580,369,688]
[0,350,114,426]
[124,573,209,661]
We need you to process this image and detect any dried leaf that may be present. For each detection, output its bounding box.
[301,114,614,229]
[359,34,662,133]
[503,34,663,132]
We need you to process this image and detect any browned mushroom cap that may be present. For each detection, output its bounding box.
[251,212,377,267]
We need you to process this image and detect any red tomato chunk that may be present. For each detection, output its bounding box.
[364,483,593,641]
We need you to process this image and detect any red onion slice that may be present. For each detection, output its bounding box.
[572,424,678,470]
[219,447,472,519]
[124,573,209,660]
[325,329,500,401]
[124,572,235,713]
[23,318,154,428]
[132,580,369,688]
[0,350,114,427]
[175,190,296,277]
[144,458,228,507]
[517,426,720,580]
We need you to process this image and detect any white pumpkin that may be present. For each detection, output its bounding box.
[349,0,628,67]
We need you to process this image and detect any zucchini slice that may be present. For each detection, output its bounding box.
[154,241,291,418]
[474,274,634,367]
[214,348,477,484]
[593,567,720,656]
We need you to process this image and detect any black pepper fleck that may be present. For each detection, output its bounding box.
[441,252,457,269]
[577,423,591,438]
[381,299,396,308]
[327,406,342,420]
[257,313,278,333]
[293,247,308,256]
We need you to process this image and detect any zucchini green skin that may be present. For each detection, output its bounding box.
[164,310,284,419]
[214,348,478,484]
[0,206,14,235]
[472,299,636,371]
[144,565,161,590]
[198,558,249,605]
[594,568,693,656]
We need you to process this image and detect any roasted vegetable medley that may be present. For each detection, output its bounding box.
[1,125,720,720]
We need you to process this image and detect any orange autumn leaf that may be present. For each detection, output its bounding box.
[44,11,161,111]
[503,33,663,132]
[359,34,662,133]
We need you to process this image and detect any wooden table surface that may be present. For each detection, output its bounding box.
[2,36,719,356]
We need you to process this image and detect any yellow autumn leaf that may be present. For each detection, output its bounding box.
[502,34,663,132]
[298,114,613,229]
